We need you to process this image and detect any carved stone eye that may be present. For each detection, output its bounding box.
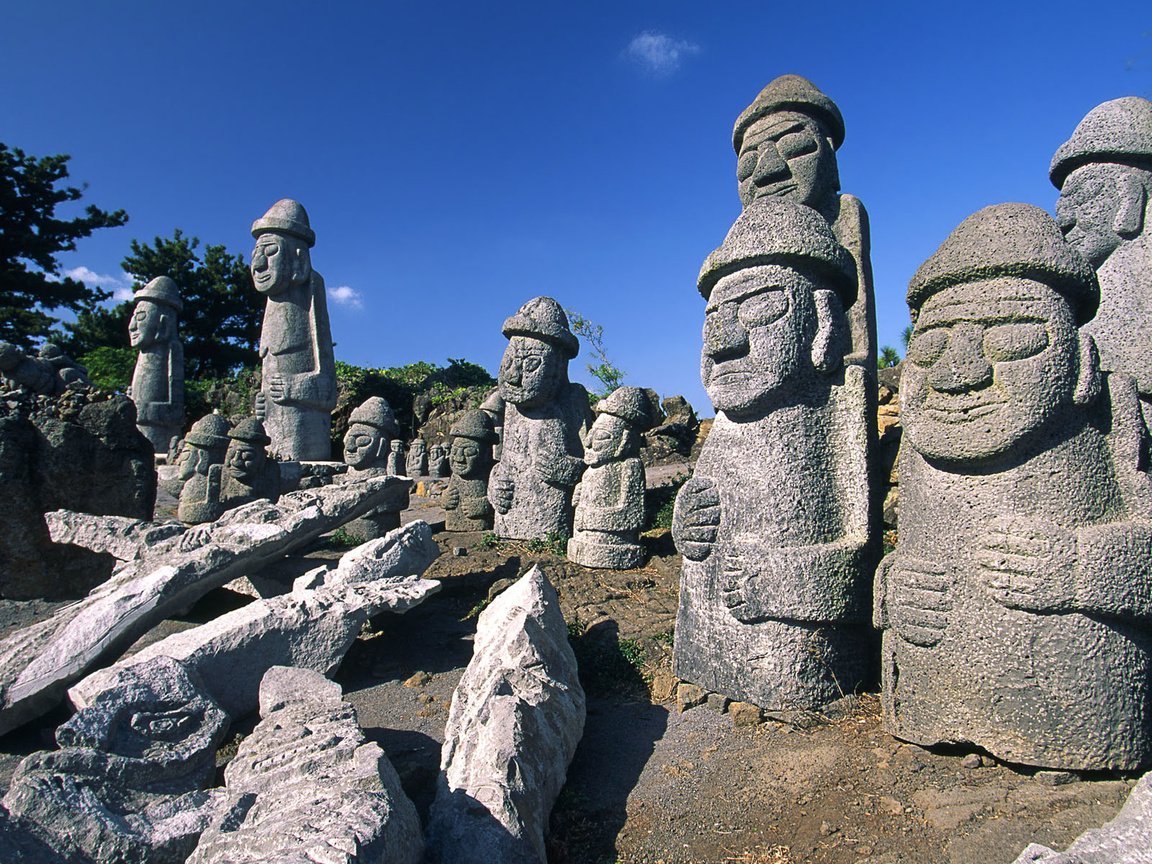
[907,328,949,367]
[775,131,818,160]
[983,323,1049,362]
[736,290,789,329]
[736,150,758,181]
[523,356,542,373]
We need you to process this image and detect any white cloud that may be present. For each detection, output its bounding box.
[625,32,700,77]
[63,266,131,291]
[328,285,364,309]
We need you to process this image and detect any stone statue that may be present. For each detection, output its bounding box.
[427,442,450,478]
[733,74,876,369]
[127,276,185,455]
[479,388,505,462]
[672,198,876,710]
[251,199,337,461]
[405,438,427,477]
[341,396,407,538]
[386,439,405,475]
[875,203,1152,771]
[177,414,232,525]
[1051,96,1152,424]
[219,417,280,510]
[489,297,592,540]
[0,341,88,396]
[442,410,497,531]
[568,387,650,569]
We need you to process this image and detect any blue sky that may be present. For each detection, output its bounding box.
[2,1,1149,415]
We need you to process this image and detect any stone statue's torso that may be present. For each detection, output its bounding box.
[1086,237,1152,394]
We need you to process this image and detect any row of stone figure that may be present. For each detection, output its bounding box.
[667,76,1152,773]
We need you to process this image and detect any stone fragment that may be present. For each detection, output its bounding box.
[0,474,410,735]
[251,199,337,461]
[176,414,232,525]
[676,682,706,713]
[45,509,183,561]
[406,437,428,477]
[876,203,1152,770]
[128,276,185,455]
[568,386,650,569]
[443,409,498,531]
[188,666,423,864]
[426,565,585,864]
[0,341,89,396]
[728,701,763,726]
[489,298,592,540]
[673,197,876,710]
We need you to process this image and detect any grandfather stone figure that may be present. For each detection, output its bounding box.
[177,414,232,525]
[405,438,427,478]
[127,276,185,455]
[220,417,280,509]
[875,203,1152,770]
[442,410,497,532]
[489,297,592,540]
[733,74,876,368]
[251,199,337,461]
[1051,96,1152,423]
[568,386,650,569]
[427,442,449,478]
[341,396,407,538]
[386,439,405,476]
[672,198,876,710]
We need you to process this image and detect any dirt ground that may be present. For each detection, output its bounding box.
[0,483,1140,864]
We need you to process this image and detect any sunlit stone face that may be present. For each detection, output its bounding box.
[251,233,308,296]
[343,423,382,470]
[737,111,838,210]
[498,336,563,408]
[1056,164,1132,268]
[128,302,164,349]
[225,440,265,482]
[584,413,628,467]
[176,443,212,481]
[450,437,484,477]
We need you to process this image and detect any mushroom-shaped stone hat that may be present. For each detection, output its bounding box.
[228,417,272,447]
[502,296,580,359]
[184,413,232,449]
[733,74,846,154]
[251,198,316,248]
[1049,97,1152,188]
[134,276,183,313]
[348,396,399,438]
[594,386,652,431]
[450,408,497,443]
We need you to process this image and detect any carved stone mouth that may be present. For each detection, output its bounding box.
[923,396,1005,422]
[758,183,797,197]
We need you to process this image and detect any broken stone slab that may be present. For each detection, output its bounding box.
[188,665,423,864]
[1,656,229,864]
[426,564,585,864]
[1013,772,1152,863]
[71,521,441,720]
[46,509,184,561]
[0,474,410,736]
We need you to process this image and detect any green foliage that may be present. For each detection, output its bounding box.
[527,530,568,556]
[878,345,901,369]
[480,532,501,549]
[901,324,914,349]
[184,371,259,422]
[645,474,688,530]
[564,308,625,399]
[327,528,364,548]
[0,143,128,350]
[78,346,136,392]
[653,628,675,646]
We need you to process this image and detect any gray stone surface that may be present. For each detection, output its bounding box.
[568,386,650,569]
[426,565,585,864]
[480,388,505,462]
[176,414,232,525]
[2,656,228,864]
[443,409,497,532]
[251,199,337,461]
[71,521,441,719]
[0,341,89,396]
[0,474,410,735]
[876,203,1152,770]
[489,297,592,540]
[45,510,184,561]
[179,417,281,525]
[1051,97,1152,423]
[406,437,428,477]
[428,441,450,477]
[128,276,185,455]
[672,197,876,710]
[733,74,876,369]
[188,666,423,864]
[1013,773,1152,863]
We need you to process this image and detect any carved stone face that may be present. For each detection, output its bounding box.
[344,423,383,470]
[498,336,564,408]
[128,301,165,349]
[390,440,404,453]
[251,232,309,296]
[1055,164,1134,267]
[450,437,486,478]
[176,443,216,481]
[902,278,1079,464]
[702,264,817,419]
[226,440,266,483]
[736,111,838,210]
[585,413,628,467]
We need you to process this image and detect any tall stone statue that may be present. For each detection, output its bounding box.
[251,199,337,461]
[672,198,876,710]
[177,414,232,525]
[1051,96,1152,423]
[386,439,405,476]
[733,74,876,368]
[405,438,427,478]
[127,276,185,455]
[442,410,497,532]
[341,396,407,538]
[568,386,650,569]
[489,297,592,540]
[875,203,1152,771]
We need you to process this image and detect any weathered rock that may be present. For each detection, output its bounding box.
[642,393,700,465]
[71,521,441,719]
[406,437,428,477]
[0,474,410,735]
[480,388,505,462]
[251,199,337,461]
[188,666,424,864]
[45,510,184,561]
[443,409,497,532]
[2,656,228,864]
[0,341,89,396]
[876,203,1152,770]
[489,298,592,540]
[426,565,585,864]
[673,197,877,710]
[128,276,185,455]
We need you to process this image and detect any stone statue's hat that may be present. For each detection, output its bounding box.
[479,389,504,414]
[134,276,183,313]
[908,203,1099,324]
[228,417,272,447]
[698,197,856,303]
[1050,97,1152,188]
[348,396,399,436]
[185,413,231,449]
[594,386,651,430]
[251,198,316,247]
[733,74,846,154]
[502,296,580,359]
[450,408,497,442]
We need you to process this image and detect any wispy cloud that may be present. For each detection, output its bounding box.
[624,31,700,77]
[62,266,134,300]
[328,285,364,309]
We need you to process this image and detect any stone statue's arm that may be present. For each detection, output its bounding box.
[462,495,493,520]
[1071,521,1152,620]
[672,475,720,561]
[873,550,953,646]
[442,483,460,511]
[489,462,514,514]
[534,422,585,489]
[271,278,338,410]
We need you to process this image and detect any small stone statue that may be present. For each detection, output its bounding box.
[489,297,592,540]
[1051,96,1152,423]
[427,442,450,478]
[875,203,1152,771]
[568,387,650,569]
[442,410,497,532]
[219,417,280,510]
[733,74,876,368]
[386,439,405,476]
[479,388,505,462]
[128,276,185,455]
[177,414,232,525]
[405,438,428,477]
[672,198,876,710]
[0,341,88,396]
[341,397,406,538]
[251,199,337,461]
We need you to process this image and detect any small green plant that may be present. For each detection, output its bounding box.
[463,597,492,621]
[653,628,675,646]
[480,532,500,549]
[328,528,364,548]
[644,474,688,530]
[617,637,644,672]
[527,530,568,556]
[882,529,898,555]
[564,308,626,399]
[566,616,587,639]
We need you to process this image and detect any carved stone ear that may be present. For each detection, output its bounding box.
[810,289,846,374]
[1114,174,1148,239]
[1074,331,1102,406]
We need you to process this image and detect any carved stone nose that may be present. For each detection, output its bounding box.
[704,303,749,359]
[753,143,789,185]
[928,324,992,393]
